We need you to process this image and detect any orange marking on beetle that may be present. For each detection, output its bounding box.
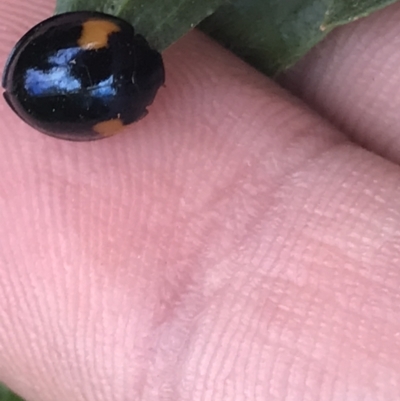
[78,20,121,50]
[93,118,125,137]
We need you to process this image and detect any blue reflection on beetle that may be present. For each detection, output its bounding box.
[24,47,82,96]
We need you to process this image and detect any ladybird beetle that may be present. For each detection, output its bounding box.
[2,11,165,141]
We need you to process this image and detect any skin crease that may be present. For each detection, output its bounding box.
[0,0,399,400]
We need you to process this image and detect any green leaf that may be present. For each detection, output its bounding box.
[322,0,398,27]
[55,0,228,51]
[52,0,400,74]
[0,384,24,401]
[199,0,399,76]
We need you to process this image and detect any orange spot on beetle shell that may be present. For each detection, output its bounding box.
[93,118,125,137]
[78,20,121,50]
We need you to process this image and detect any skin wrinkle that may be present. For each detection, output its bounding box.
[0,1,400,401]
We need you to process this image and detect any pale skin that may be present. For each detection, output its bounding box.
[0,0,399,399]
